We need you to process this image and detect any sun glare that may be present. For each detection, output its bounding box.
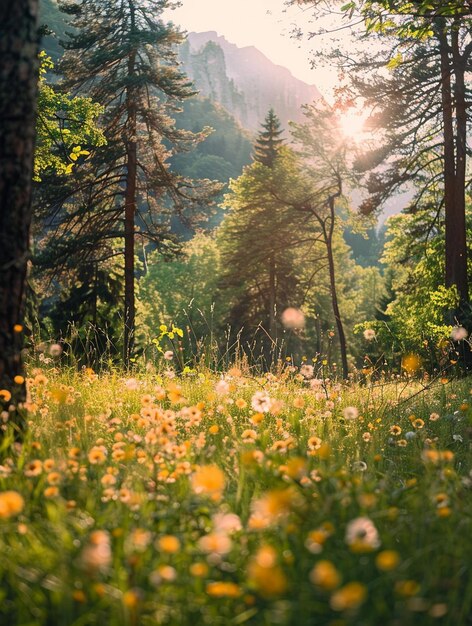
[339,109,369,141]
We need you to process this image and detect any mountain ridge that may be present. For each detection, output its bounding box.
[180,31,321,133]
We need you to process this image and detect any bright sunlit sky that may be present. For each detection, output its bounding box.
[165,0,351,97]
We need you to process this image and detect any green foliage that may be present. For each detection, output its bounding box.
[254,108,285,168]
[35,52,105,181]
[218,147,307,361]
[171,98,252,183]
[137,233,223,361]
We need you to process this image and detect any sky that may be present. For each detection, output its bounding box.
[165,0,345,96]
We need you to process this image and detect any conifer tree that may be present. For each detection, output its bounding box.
[254,108,284,168]
[218,139,307,365]
[47,0,220,365]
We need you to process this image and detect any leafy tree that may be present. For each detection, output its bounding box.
[287,103,361,378]
[0,0,40,428]
[50,0,220,365]
[288,0,472,316]
[35,52,105,180]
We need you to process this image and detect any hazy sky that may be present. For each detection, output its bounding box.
[165,0,341,96]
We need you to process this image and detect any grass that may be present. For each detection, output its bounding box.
[0,360,471,625]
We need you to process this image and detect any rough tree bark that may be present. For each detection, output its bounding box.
[123,3,137,367]
[438,22,469,310]
[0,0,40,426]
[450,25,469,306]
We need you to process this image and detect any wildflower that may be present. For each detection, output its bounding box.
[343,406,359,421]
[402,354,421,373]
[46,471,61,485]
[191,465,225,501]
[248,545,288,596]
[123,589,141,609]
[330,582,367,611]
[376,550,400,571]
[363,328,376,341]
[281,308,305,330]
[88,446,107,464]
[213,513,242,534]
[150,565,177,584]
[198,532,232,555]
[310,560,341,590]
[0,390,12,403]
[345,517,380,552]
[362,432,371,442]
[281,457,307,480]
[190,562,209,577]
[242,429,258,443]
[80,531,112,573]
[157,535,181,554]
[49,343,63,357]
[390,425,402,436]
[451,326,468,341]
[206,581,242,598]
[250,488,299,528]
[412,418,425,429]
[300,364,314,379]
[251,391,272,413]
[125,378,139,391]
[44,486,59,498]
[24,459,43,477]
[308,436,322,451]
[0,491,25,519]
[215,379,230,395]
[163,350,174,360]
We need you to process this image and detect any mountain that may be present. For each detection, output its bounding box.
[180,32,321,133]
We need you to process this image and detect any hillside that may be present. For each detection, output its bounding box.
[180,31,321,133]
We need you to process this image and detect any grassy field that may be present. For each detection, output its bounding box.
[0,362,471,625]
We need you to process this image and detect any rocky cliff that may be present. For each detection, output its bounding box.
[180,31,321,134]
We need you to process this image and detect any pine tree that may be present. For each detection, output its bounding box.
[254,108,284,168]
[47,0,220,365]
[218,144,307,366]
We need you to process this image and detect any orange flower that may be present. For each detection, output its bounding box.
[206,581,242,598]
[310,560,341,590]
[0,491,24,519]
[191,465,225,501]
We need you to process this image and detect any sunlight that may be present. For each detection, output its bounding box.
[338,108,369,141]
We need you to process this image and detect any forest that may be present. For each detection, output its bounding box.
[0,1,472,625]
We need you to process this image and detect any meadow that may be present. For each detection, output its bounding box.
[1,353,471,626]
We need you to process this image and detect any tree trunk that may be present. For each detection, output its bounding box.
[268,254,277,340]
[325,198,349,380]
[438,24,468,311]
[450,26,469,306]
[123,46,137,367]
[0,0,40,427]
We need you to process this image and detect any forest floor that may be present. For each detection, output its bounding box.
[1,363,471,625]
